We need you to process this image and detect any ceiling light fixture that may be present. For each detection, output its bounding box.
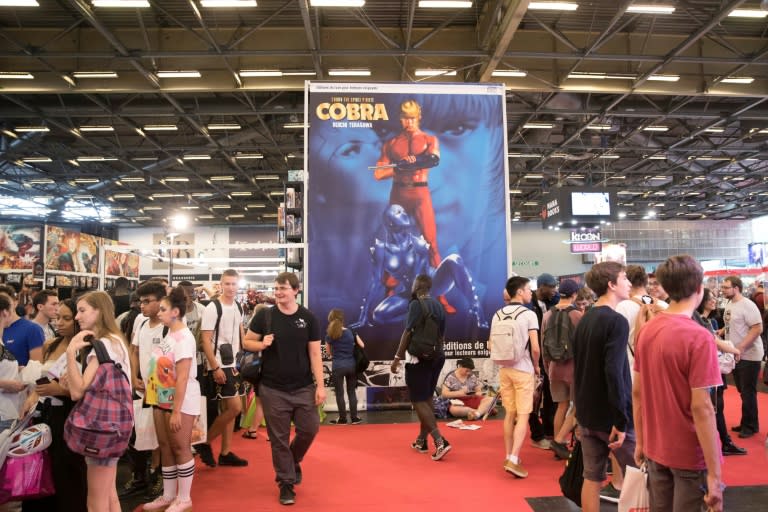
[0,72,34,79]
[207,123,241,130]
[200,0,257,6]
[0,1,40,6]
[238,70,282,77]
[72,178,100,184]
[77,156,118,161]
[78,125,114,132]
[419,0,472,6]
[163,177,190,182]
[14,126,49,132]
[183,154,211,160]
[523,122,554,129]
[508,153,542,158]
[528,1,578,10]
[524,174,544,179]
[598,154,620,159]
[72,71,118,78]
[727,9,768,18]
[113,193,136,199]
[647,154,667,159]
[211,204,231,209]
[209,175,235,181]
[310,0,365,6]
[247,203,266,208]
[231,191,253,196]
[567,72,634,80]
[92,0,150,6]
[626,4,675,14]
[235,152,263,159]
[28,178,54,184]
[647,74,680,82]
[22,157,52,163]
[283,123,308,129]
[143,124,178,131]
[703,127,725,133]
[509,189,523,194]
[157,70,202,78]
[414,69,458,76]
[491,69,527,77]
[120,177,145,182]
[255,175,280,180]
[282,70,317,76]
[721,76,755,84]
[587,124,612,130]
[328,68,371,76]
[643,125,669,132]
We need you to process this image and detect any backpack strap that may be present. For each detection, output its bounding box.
[90,338,112,365]
[213,299,223,355]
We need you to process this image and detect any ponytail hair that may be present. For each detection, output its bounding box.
[326,308,344,340]
[165,286,188,317]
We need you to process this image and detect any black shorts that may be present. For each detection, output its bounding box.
[204,367,246,400]
[405,354,446,402]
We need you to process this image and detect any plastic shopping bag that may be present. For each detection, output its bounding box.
[0,451,55,504]
[133,399,159,451]
[618,463,650,512]
[191,396,207,446]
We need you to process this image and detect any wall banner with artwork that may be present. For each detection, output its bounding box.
[0,224,41,271]
[45,226,100,274]
[306,82,511,371]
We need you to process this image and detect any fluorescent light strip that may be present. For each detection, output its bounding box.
[235,153,263,159]
[255,175,280,180]
[15,126,49,132]
[163,177,189,182]
[157,70,201,78]
[0,1,40,5]
[183,154,211,160]
[728,9,768,18]
[419,0,472,7]
[0,71,34,79]
[528,2,578,11]
[414,69,457,77]
[231,191,253,196]
[626,4,675,14]
[721,77,754,84]
[568,72,634,80]
[77,156,118,161]
[587,124,611,130]
[310,0,365,6]
[92,0,150,6]
[200,0,257,6]
[523,122,554,129]
[491,69,527,77]
[211,204,231,209]
[72,178,100,184]
[598,154,620,159]
[328,68,370,76]
[647,74,680,82]
[508,153,541,158]
[113,194,135,199]
[283,123,307,129]
[209,176,235,181]
[120,177,145,182]
[22,157,52,163]
[29,178,54,184]
[643,125,669,132]
[78,125,114,132]
[703,127,725,133]
[247,203,266,208]
[282,70,317,76]
[239,70,282,77]
[72,71,118,78]
[207,124,241,130]
[509,189,523,194]
[143,124,178,131]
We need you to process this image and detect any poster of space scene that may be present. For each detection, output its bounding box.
[0,224,41,270]
[44,226,100,274]
[307,81,511,381]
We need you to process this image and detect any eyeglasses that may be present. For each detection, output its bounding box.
[720,285,733,290]
[139,298,157,305]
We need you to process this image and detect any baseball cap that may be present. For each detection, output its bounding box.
[537,273,558,288]
[558,279,581,298]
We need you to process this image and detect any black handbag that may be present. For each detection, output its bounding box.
[353,343,369,375]
[559,440,584,506]
[238,308,271,390]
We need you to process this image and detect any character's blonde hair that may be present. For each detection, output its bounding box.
[400,100,421,119]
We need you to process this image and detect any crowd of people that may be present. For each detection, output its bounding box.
[0,257,765,511]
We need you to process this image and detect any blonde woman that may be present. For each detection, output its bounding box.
[324,308,364,425]
[65,291,132,512]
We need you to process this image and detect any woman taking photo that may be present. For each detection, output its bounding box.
[23,299,87,512]
[143,286,200,512]
[325,308,364,425]
[65,291,132,512]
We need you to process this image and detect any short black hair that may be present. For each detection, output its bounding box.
[136,280,167,301]
[33,289,58,311]
[505,276,530,299]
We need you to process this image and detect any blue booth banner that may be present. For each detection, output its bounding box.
[306,82,511,363]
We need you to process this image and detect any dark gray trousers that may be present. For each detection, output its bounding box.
[259,383,320,486]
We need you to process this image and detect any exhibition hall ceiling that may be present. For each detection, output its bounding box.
[0,0,766,226]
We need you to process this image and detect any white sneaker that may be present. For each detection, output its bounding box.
[531,438,552,450]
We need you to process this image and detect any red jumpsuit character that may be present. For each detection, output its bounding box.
[374,100,455,313]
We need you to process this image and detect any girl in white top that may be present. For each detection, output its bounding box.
[143,286,200,512]
[65,291,132,512]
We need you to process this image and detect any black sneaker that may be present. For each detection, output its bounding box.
[411,438,428,453]
[599,483,621,503]
[196,443,216,467]
[738,429,757,439]
[329,418,348,425]
[731,425,743,433]
[144,471,163,499]
[294,464,302,485]
[279,484,296,505]
[550,440,571,460]
[350,417,363,425]
[219,451,249,467]
[431,439,451,461]
[722,443,748,456]
[117,476,147,498]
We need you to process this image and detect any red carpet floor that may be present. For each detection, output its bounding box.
[170,388,767,511]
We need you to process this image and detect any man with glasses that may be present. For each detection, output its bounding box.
[647,273,670,305]
[719,276,763,439]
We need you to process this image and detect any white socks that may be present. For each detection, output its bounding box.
[161,465,178,501]
[507,454,520,465]
[176,459,195,502]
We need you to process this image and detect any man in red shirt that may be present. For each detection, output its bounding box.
[633,255,723,512]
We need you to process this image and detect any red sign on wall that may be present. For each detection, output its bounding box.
[571,242,602,253]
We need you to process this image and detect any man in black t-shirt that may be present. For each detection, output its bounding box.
[243,272,326,506]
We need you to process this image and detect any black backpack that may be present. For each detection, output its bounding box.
[542,305,577,362]
[407,299,441,361]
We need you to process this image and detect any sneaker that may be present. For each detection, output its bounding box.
[350,417,363,425]
[531,438,552,450]
[738,429,757,439]
[411,438,428,453]
[328,418,348,425]
[118,476,148,498]
[550,440,571,460]
[431,439,451,461]
[196,443,216,467]
[600,482,621,503]
[731,425,743,433]
[279,484,296,505]
[218,451,249,467]
[143,496,175,511]
[165,500,192,512]
[294,464,302,485]
[503,459,528,478]
[722,443,747,456]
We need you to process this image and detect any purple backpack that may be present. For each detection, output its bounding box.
[64,338,133,459]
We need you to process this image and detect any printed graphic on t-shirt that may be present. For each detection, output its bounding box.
[145,337,177,410]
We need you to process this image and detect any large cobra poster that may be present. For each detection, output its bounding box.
[307,82,511,364]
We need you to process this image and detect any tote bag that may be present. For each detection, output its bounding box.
[618,464,650,512]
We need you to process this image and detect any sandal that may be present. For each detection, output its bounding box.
[467,411,478,421]
[242,430,259,439]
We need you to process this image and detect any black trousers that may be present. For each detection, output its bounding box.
[529,354,555,440]
[732,359,761,434]
[710,381,731,446]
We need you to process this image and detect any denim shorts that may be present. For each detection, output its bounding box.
[580,427,637,482]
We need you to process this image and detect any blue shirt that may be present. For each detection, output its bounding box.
[2,317,44,366]
[326,329,355,369]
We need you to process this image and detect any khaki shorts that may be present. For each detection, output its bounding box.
[498,367,535,417]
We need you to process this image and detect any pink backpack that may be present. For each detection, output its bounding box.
[64,338,133,459]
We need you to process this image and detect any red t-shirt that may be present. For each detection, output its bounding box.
[634,312,722,470]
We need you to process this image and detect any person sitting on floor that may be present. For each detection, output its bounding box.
[440,358,494,420]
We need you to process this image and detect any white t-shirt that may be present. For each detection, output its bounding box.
[493,304,539,374]
[0,353,23,421]
[86,335,132,383]
[200,301,242,370]
[725,297,764,362]
[145,327,200,416]
[131,320,166,385]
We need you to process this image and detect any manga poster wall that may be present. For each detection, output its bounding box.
[307,82,511,392]
[104,249,140,278]
[0,224,41,270]
[45,226,100,273]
